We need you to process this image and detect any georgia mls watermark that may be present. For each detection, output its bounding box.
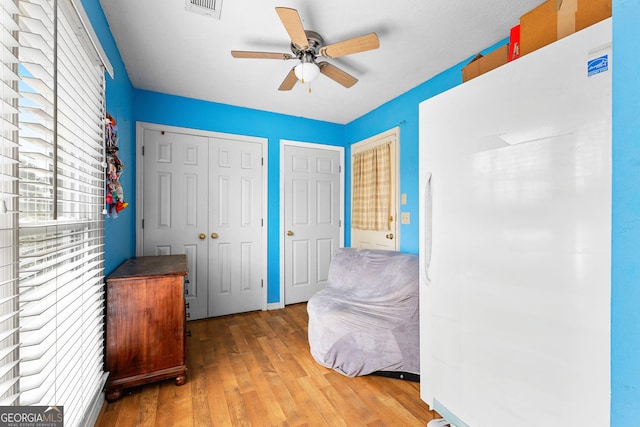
[0,406,63,427]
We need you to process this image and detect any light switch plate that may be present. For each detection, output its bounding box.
[401,212,410,224]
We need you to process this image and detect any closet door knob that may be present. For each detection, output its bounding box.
[287,230,294,236]
[211,233,219,239]
[199,233,206,240]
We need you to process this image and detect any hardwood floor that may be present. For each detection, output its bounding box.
[95,303,439,426]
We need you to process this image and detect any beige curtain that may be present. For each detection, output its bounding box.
[352,143,391,230]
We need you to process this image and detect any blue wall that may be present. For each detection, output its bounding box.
[132,90,344,303]
[611,0,640,424]
[85,0,639,421]
[344,38,507,253]
[344,74,458,253]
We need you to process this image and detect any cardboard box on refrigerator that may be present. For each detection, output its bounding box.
[520,0,577,56]
[576,0,612,30]
[462,44,509,82]
[520,0,611,56]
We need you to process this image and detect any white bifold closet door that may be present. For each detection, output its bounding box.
[419,19,611,427]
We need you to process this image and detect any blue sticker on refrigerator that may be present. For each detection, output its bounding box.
[587,54,608,76]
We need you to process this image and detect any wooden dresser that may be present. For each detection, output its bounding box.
[104,255,188,401]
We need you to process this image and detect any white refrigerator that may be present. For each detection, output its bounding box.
[419,19,611,427]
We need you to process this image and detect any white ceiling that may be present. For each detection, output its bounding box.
[99,0,544,125]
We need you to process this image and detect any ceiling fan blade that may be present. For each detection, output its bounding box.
[318,62,358,88]
[231,51,293,60]
[275,7,309,50]
[278,67,298,91]
[319,33,380,58]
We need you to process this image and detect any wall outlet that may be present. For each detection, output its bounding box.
[401,212,410,224]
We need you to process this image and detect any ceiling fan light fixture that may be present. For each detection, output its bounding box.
[294,62,320,83]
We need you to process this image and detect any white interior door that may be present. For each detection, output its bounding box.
[141,126,265,320]
[350,128,399,250]
[283,144,341,305]
[142,129,209,319]
[208,137,263,317]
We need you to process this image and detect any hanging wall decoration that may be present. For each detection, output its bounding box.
[104,113,128,218]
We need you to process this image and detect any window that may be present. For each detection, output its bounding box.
[15,0,109,424]
[352,142,391,231]
[0,0,21,406]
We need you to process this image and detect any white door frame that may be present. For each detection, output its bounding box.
[278,139,345,309]
[136,121,269,311]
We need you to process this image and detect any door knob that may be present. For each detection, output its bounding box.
[199,233,206,240]
[211,232,219,239]
[386,233,394,239]
[287,230,294,236]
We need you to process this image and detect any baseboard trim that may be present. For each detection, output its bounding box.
[267,302,284,310]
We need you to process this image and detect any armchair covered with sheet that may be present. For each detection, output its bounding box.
[307,248,420,377]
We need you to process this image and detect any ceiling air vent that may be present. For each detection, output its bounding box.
[186,0,223,19]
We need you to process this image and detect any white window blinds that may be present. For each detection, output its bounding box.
[0,0,21,407]
[18,0,106,424]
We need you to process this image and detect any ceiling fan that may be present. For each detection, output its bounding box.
[231,7,380,91]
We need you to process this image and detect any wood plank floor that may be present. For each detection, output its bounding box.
[95,303,439,426]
